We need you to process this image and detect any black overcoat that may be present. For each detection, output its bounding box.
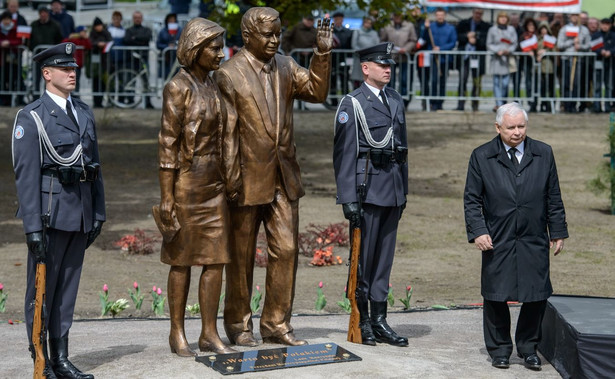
[464,136,568,302]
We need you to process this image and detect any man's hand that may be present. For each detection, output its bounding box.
[86,220,103,249]
[474,234,493,251]
[399,202,406,220]
[550,238,564,256]
[26,232,45,262]
[315,18,333,54]
[342,202,362,229]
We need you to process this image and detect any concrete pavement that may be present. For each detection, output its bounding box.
[1,307,561,378]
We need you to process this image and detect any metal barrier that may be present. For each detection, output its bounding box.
[4,46,612,112]
[289,48,615,112]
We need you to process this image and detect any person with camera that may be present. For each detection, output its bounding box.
[333,42,409,347]
[12,42,105,379]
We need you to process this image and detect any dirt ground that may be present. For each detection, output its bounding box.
[1,107,614,322]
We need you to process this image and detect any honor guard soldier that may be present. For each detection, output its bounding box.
[333,42,409,347]
[12,42,105,379]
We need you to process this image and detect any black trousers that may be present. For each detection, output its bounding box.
[25,229,87,342]
[483,299,547,358]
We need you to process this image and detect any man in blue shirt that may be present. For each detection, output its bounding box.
[421,8,456,111]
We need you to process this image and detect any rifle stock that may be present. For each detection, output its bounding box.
[346,227,362,344]
[32,261,47,378]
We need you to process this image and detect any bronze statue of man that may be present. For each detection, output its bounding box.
[215,7,332,347]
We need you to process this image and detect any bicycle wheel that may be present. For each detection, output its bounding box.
[107,69,143,108]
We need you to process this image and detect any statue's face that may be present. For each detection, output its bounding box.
[198,35,225,72]
[245,18,281,62]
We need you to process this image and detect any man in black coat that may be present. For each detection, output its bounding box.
[455,8,491,111]
[463,102,568,371]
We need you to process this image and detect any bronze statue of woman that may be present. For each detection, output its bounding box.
[156,17,235,356]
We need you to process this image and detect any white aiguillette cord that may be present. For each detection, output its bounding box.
[334,95,395,158]
[30,110,84,168]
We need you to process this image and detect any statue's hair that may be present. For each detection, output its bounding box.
[241,7,279,38]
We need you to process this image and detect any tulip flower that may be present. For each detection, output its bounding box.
[0,283,4,291]
[102,284,108,292]
[133,281,139,289]
[157,287,162,295]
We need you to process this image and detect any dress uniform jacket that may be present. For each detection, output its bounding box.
[333,83,408,207]
[464,136,568,303]
[214,48,331,206]
[12,92,106,234]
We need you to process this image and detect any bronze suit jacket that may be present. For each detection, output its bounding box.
[214,48,331,206]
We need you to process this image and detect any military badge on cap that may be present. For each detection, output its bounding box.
[14,125,24,139]
[356,42,396,65]
[32,42,78,68]
[338,111,349,124]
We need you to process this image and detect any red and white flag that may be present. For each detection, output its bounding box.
[418,51,431,68]
[591,37,604,51]
[565,25,579,37]
[500,37,512,44]
[543,35,556,48]
[520,35,538,52]
[16,25,31,39]
[416,37,425,50]
[168,22,179,36]
[103,41,114,53]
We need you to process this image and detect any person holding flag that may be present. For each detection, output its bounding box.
[455,8,491,112]
[486,11,517,112]
[591,18,615,113]
[519,18,538,113]
[536,21,557,112]
[557,12,590,113]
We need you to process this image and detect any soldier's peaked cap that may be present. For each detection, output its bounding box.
[357,42,396,65]
[33,42,78,68]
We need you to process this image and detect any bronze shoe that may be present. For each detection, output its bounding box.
[199,338,237,354]
[169,333,197,357]
[263,332,308,346]
[229,331,259,347]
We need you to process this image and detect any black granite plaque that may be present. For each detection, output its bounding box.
[195,342,361,375]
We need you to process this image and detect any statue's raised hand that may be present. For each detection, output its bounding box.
[315,18,333,54]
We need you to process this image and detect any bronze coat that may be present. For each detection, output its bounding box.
[158,67,230,266]
[214,49,331,206]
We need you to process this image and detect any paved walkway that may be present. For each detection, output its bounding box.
[1,308,561,378]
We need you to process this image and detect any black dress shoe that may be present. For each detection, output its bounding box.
[518,352,542,370]
[491,356,510,369]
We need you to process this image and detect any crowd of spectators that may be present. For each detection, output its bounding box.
[0,1,614,112]
[282,8,615,113]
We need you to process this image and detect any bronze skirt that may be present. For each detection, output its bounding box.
[160,157,231,266]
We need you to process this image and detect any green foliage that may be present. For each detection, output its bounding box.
[0,287,7,313]
[336,292,351,314]
[387,285,395,307]
[186,303,200,316]
[205,0,422,40]
[109,299,130,318]
[315,283,327,311]
[250,286,262,314]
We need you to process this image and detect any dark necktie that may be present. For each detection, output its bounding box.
[380,90,390,113]
[509,147,519,171]
[66,100,79,128]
